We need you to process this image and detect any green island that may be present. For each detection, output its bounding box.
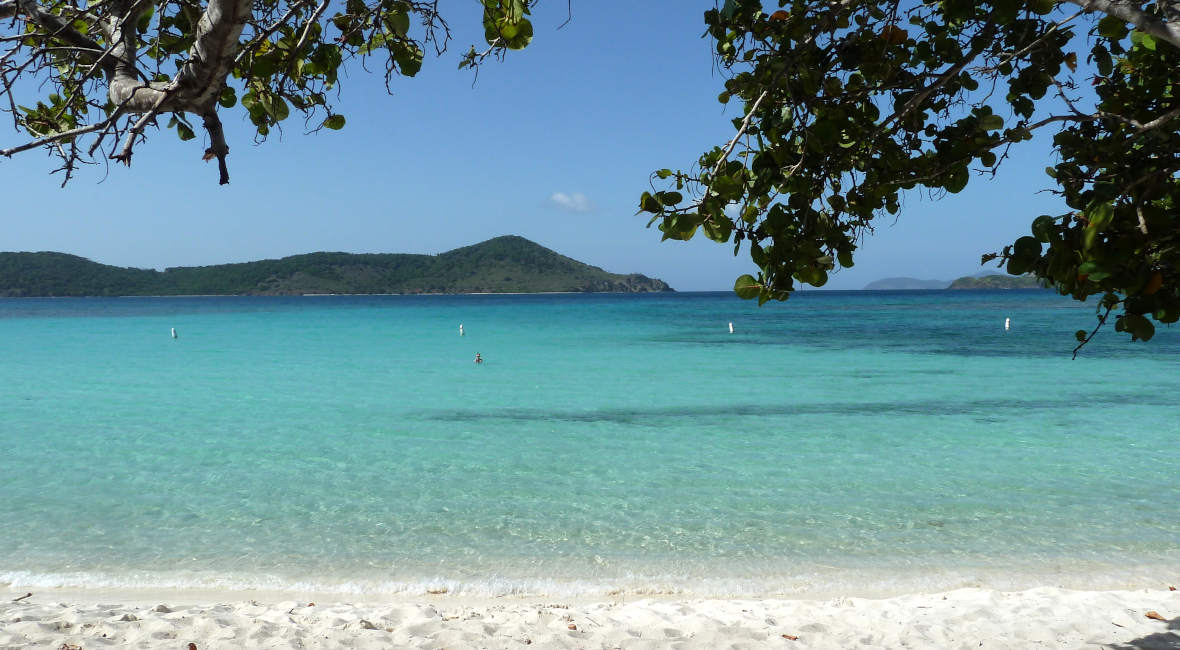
[947,275,1045,290]
[0,236,672,297]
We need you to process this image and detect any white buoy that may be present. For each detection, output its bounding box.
[459,324,464,336]
[171,327,178,339]
[728,322,734,334]
[1004,317,1010,331]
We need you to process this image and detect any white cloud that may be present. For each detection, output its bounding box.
[549,192,593,213]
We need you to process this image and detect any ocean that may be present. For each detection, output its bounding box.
[1,290,1177,598]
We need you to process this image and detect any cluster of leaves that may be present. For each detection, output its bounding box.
[1012,18,1179,344]
[459,0,534,69]
[1,0,536,178]
[640,0,1179,346]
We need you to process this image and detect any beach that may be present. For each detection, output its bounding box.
[2,585,1178,648]
[2,293,1178,648]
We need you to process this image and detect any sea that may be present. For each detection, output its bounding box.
[1,290,1178,598]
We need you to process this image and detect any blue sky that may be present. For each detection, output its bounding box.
[1,1,1068,290]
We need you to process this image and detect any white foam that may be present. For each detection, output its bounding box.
[3,562,1177,601]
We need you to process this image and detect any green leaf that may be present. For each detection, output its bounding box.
[176,121,195,141]
[1006,257,1030,276]
[219,87,237,109]
[703,217,732,243]
[1029,0,1054,14]
[1097,16,1127,39]
[1031,215,1055,242]
[711,174,743,199]
[1078,261,1113,282]
[1130,30,1157,51]
[1086,201,1114,231]
[639,192,662,213]
[944,167,969,194]
[393,43,424,76]
[385,12,410,38]
[657,191,683,206]
[261,95,289,121]
[503,17,533,49]
[734,274,760,300]
[1013,236,1041,261]
[323,114,346,130]
[1121,313,1155,341]
[978,114,1004,131]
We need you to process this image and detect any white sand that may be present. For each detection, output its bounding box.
[2,586,1177,649]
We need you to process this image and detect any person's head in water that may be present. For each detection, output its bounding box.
[474,352,482,363]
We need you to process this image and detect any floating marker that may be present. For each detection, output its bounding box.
[171,327,178,339]
[728,322,734,334]
[459,324,464,336]
[1004,317,1010,331]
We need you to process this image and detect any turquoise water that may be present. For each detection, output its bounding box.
[1,291,1178,597]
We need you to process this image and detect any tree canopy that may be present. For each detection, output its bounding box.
[639,0,1179,351]
[0,0,536,183]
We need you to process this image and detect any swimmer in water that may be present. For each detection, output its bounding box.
[474,352,483,364]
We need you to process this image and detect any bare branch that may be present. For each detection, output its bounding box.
[9,0,106,60]
[1063,0,1180,49]
[234,0,316,67]
[712,90,768,180]
[1073,304,1114,359]
[0,119,111,156]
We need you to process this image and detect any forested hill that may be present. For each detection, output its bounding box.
[948,274,1045,290]
[0,236,673,297]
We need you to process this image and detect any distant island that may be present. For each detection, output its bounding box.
[863,274,1045,290]
[947,274,1044,289]
[862,277,949,290]
[0,236,672,297]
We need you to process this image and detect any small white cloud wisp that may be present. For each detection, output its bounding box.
[549,192,593,213]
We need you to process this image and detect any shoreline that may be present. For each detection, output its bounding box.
[5,560,1178,601]
[3,585,1177,649]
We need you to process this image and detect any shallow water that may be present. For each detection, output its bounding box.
[1,291,1177,596]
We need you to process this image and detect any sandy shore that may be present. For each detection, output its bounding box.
[2,586,1177,649]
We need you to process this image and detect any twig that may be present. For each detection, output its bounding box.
[0,120,109,156]
[556,0,571,29]
[711,89,768,181]
[234,0,316,67]
[1073,304,1113,359]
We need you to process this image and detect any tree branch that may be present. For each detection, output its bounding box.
[9,0,106,60]
[173,0,252,109]
[870,24,995,140]
[1073,304,1113,359]
[1064,0,1180,49]
[112,78,180,165]
[0,119,111,156]
[712,89,768,180]
[201,110,229,184]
